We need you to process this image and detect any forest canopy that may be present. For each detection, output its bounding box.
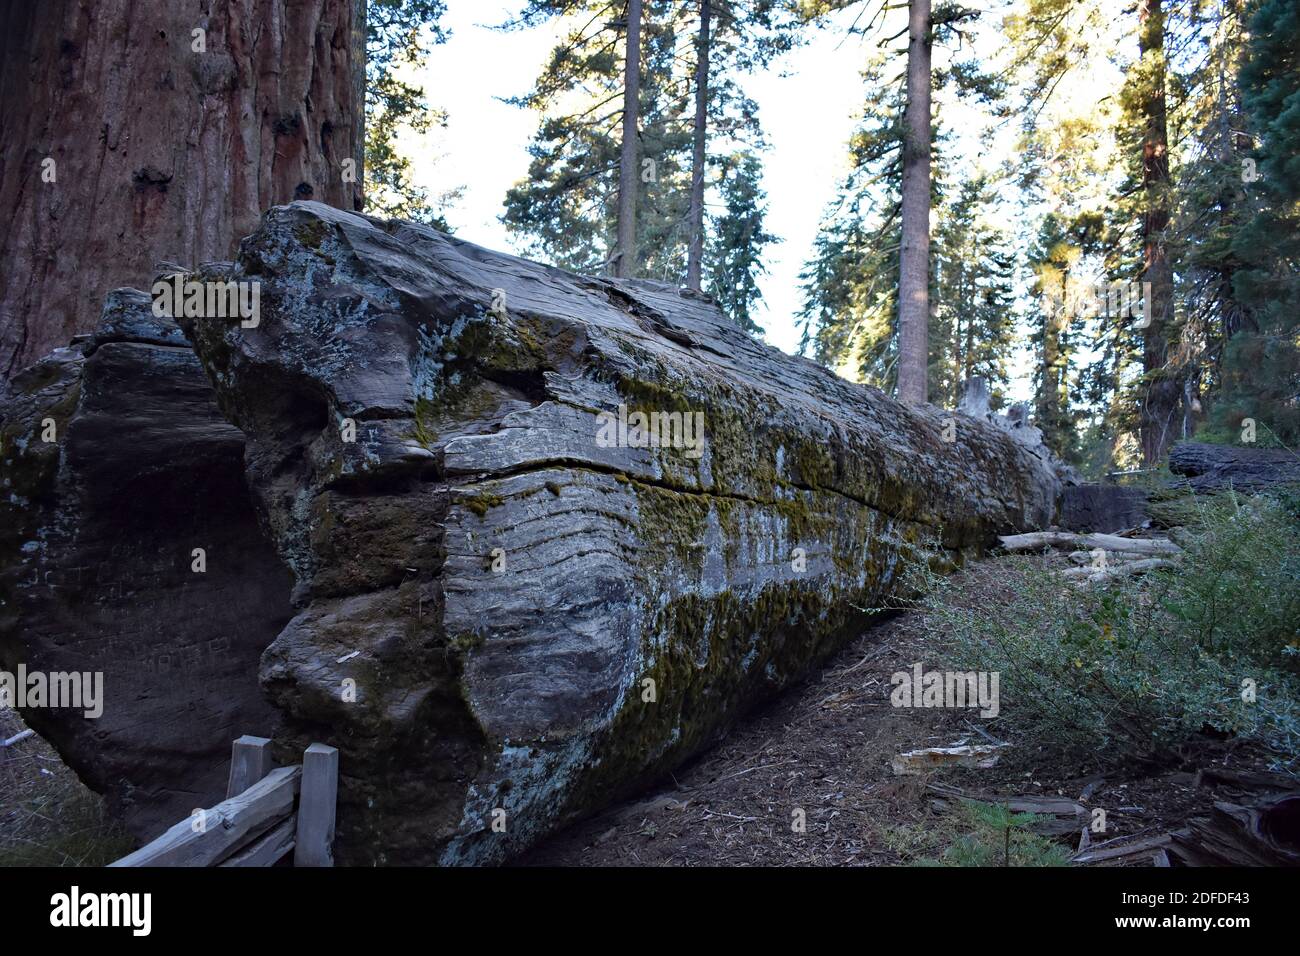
[223,0,1300,476]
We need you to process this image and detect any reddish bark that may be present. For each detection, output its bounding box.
[0,0,365,388]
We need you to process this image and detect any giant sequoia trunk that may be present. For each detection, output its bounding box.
[181,202,1057,864]
[0,0,365,390]
[3,203,1061,864]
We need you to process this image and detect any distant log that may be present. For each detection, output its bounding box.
[172,201,1061,865]
[1058,484,1149,533]
[1169,441,1300,492]
[999,531,1180,556]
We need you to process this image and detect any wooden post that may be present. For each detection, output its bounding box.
[294,743,338,867]
[110,766,301,867]
[227,735,274,798]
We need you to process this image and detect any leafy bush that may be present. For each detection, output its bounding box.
[920,492,1300,772]
[1164,492,1300,671]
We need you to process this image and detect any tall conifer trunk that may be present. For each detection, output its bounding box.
[896,0,932,404]
[686,0,711,291]
[1137,0,1178,464]
[614,0,642,278]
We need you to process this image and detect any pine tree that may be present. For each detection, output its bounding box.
[799,1,985,394]
[1164,0,1254,442]
[706,152,779,333]
[799,53,906,387]
[1130,0,1179,465]
[501,1,696,275]
[366,0,456,225]
[896,0,934,404]
[501,0,785,330]
[930,177,1019,408]
[615,0,643,276]
[1212,0,1300,445]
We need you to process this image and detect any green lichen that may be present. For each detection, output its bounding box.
[410,395,440,450]
[447,630,487,654]
[630,479,712,572]
[462,491,505,518]
[294,219,331,251]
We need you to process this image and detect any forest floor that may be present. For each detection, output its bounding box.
[520,553,1286,867]
[0,553,1285,867]
[0,710,134,866]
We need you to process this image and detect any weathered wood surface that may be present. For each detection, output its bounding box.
[294,743,339,867]
[216,816,296,868]
[1058,483,1149,533]
[1170,794,1300,866]
[1060,557,1178,585]
[0,292,293,840]
[110,765,301,867]
[174,201,1061,865]
[227,735,275,799]
[998,531,1180,556]
[1169,441,1300,492]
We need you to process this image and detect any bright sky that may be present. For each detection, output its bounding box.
[397,1,1128,405]
[402,1,872,358]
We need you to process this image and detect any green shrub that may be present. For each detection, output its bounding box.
[1164,492,1300,671]
[921,492,1300,772]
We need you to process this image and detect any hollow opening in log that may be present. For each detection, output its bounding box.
[0,297,297,842]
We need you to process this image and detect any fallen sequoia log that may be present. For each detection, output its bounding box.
[1169,440,1300,492]
[0,292,294,837]
[4,201,1061,864]
[1057,483,1149,533]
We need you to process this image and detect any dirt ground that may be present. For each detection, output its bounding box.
[1,554,1286,867]
[0,708,134,866]
[519,555,1285,867]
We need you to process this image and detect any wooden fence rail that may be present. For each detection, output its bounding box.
[110,735,337,868]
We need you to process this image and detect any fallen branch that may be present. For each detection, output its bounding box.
[1067,549,1148,565]
[1060,558,1179,585]
[1071,832,1172,864]
[999,531,1181,556]
[3,729,36,748]
[0,728,37,764]
[892,743,1008,775]
[926,782,1084,836]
